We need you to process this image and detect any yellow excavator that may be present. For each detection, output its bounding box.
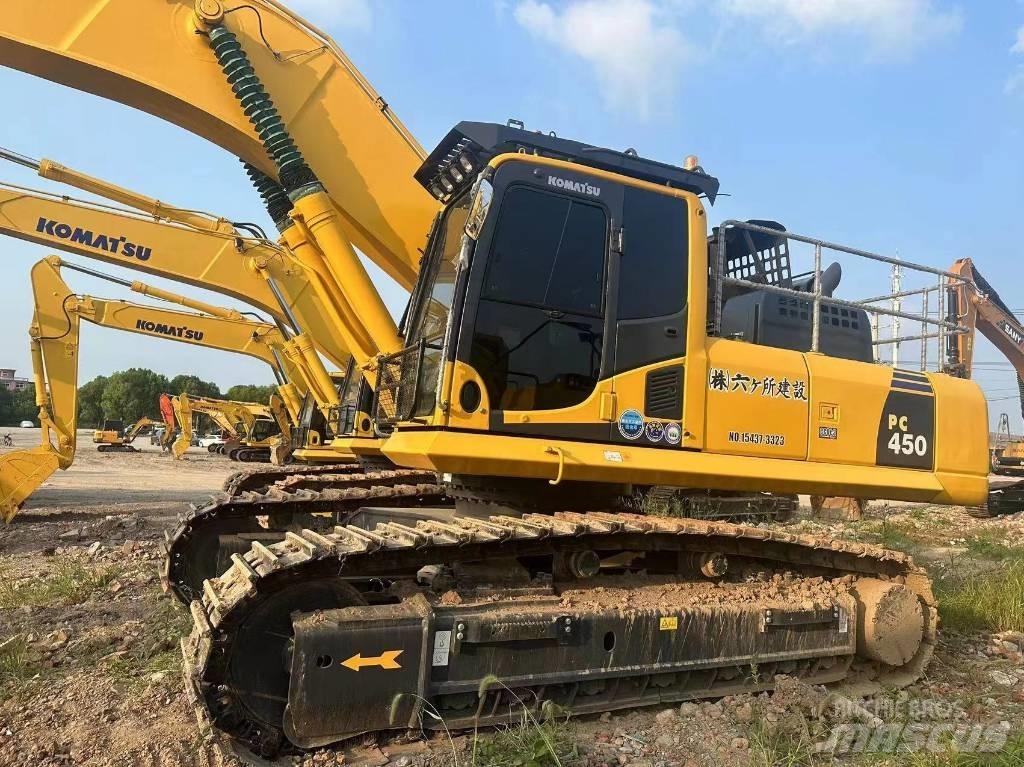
[0,255,310,521]
[170,392,284,461]
[0,1,1000,756]
[992,414,1024,477]
[93,416,164,452]
[946,258,1024,511]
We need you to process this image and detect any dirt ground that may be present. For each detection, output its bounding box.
[1,428,1023,767]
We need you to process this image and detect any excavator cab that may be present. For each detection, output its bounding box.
[93,418,125,444]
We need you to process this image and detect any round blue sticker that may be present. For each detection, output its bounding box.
[617,409,644,440]
[645,421,665,443]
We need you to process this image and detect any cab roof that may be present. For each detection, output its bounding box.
[417,121,720,204]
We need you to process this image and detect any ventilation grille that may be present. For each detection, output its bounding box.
[645,366,683,420]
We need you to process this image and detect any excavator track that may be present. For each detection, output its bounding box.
[227,447,272,464]
[222,463,361,496]
[162,470,445,603]
[182,511,936,757]
[970,478,1024,518]
[96,444,140,453]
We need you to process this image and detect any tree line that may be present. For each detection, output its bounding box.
[0,368,276,427]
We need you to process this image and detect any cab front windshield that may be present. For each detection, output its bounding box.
[404,192,472,416]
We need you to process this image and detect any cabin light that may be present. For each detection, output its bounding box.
[430,183,445,199]
[440,176,455,193]
[459,153,474,173]
[683,155,700,171]
[449,166,464,184]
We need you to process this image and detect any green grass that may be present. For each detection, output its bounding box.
[859,520,923,555]
[935,559,1024,633]
[854,733,1024,766]
[470,717,578,767]
[748,723,815,767]
[0,561,123,609]
[0,634,43,685]
[964,532,1024,563]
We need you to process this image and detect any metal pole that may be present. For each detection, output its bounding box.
[891,262,902,369]
[714,230,727,335]
[265,277,302,334]
[811,243,822,353]
[937,276,945,370]
[0,145,41,171]
[921,289,929,371]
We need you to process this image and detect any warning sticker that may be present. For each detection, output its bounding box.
[659,616,679,631]
[432,630,452,667]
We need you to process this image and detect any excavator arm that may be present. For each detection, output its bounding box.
[0,169,350,377]
[0,256,311,521]
[948,258,1024,477]
[948,258,1024,413]
[121,417,163,444]
[0,0,436,289]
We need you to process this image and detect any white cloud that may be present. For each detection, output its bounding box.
[720,0,961,51]
[286,0,372,30]
[513,0,691,118]
[1007,25,1024,94]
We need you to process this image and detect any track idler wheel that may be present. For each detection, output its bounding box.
[851,578,924,666]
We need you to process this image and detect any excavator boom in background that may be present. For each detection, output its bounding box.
[947,258,1024,512]
[0,256,308,521]
[0,0,999,757]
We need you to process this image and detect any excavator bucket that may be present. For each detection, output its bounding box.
[171,437,190,460]
[0,445,60,522]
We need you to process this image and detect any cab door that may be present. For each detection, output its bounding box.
[605,185,690,448]
[455,162,616,441]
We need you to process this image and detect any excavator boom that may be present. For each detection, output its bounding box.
[0,0,436,288]
[0,179,349,372]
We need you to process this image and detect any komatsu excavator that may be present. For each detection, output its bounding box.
[0,0,995,756]
[218,396,292,463]
[93,416,163,452]
[0,255,308,520]
[946,258,1024,513]
[170,393,284,462]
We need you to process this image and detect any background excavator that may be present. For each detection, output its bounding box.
[0,0,999,757]
[946,258,1024,514]
[0,255,310,521]
[169,392,285,462]
[0,150,356,463]
[93,416,163,453]
[992,413,1024,476]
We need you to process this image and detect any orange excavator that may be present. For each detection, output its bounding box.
[947,258,1024,513]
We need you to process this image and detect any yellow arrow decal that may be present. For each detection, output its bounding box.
[340,650,404,671]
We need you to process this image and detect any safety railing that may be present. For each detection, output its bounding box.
[710,220,970,372]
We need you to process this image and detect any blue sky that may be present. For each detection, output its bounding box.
[0,0,1022,428]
